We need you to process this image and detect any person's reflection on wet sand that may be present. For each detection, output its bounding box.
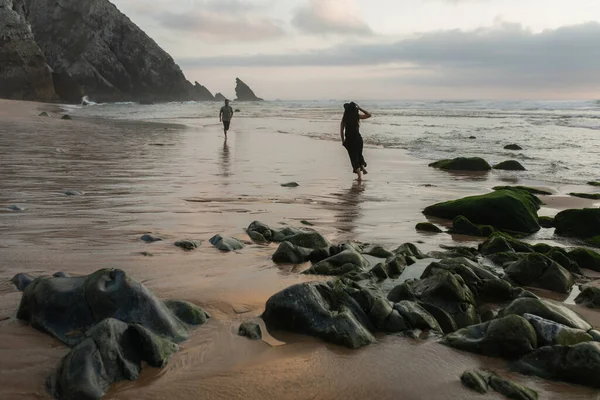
[219,141,231,184]
[333,181,365,233]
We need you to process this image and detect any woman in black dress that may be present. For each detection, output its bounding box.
[341,102,371,181]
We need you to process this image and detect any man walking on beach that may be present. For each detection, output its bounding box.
[219,99,234,139]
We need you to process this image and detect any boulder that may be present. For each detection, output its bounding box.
[588,181,600,187]
[538,216,555,228]
[8,204,25,211]
[209,234,244,251]
[304,249,370,276]
[504,144,523,150]
[514,342,600,389]
[569,193,600,200]
[460,370,489,394]
[461,370,538,400]
[505,253,574,294]
[272,241,312,264]
[568,248,600,272]
[498,297,591,331]
[479,232,534,255]
[554,208,600,239]
[393,301,442,332]
[238,322,262,340]
[140,234,162,243]
[428,157,491,171]
[262,281,376,349]
[17,269,190,346]
[50,318,179,400]
[362,245,394,259]
[424,190,540,233]
[443,315,538,359]
[415,222,443,233]
[10,272,35,291]
[394,242,426,260]
[246,221,329,249]
[492,186,552,195]
[235,77,263,101]
[545,248,582,275]
[281,182,299,188]
[523,313,592,346]
[61,114,72,120]
[164,300,209,326]
[39,111,50,117]
[574,286,600,308]
[174,239,199,250]
[450,215,494,237]
[214,92,227,102]
[493,160,526,171]
[0,0,56,101]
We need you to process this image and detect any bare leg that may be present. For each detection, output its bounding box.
[355,168,363,182]
[361,166,368,175]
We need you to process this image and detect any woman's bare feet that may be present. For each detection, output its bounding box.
[361,167,368,175]
[355,168,363,181]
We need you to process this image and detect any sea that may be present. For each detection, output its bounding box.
[69,99,600,185]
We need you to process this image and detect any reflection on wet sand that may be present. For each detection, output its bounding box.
[219,140,231,181]
[333,181,365,233]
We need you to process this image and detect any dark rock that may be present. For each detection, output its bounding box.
[493,160,526,171]
[394,301,442,332]
[460,370,489,394]
[7,204,25,211]
[514,342,600,389]
[428,157,491,171]
[450,215,495,237]
[554,208,600,239]
[285,231,329,249]
[140,234,162,243]
[523,313,592,346]
[363,245,394,259]
[140,251,153,257]
[38,111,50,117]
[272,241,312,264]
[468,136,477,139]
[64,190,83,196]
[17,269,190,346]
[568,248,600,272]
[174,239,199,250]
[569,192,600,200]
[190,81,214,101]
[209,234,244,251]
[394,242,426,259]
[443,315,537,359]
[50,318,179,400]
[164,300,209,326]
[246,221,329,249]
[262,281,376,349]
[384,254,407,278]
[10,273,35,291]
[415,222,443,233]
[546,248,582,275]
[424,190,541,233]
[369,263,389,280]
[498,297,591,331]
[532,243,553,253]
[214,92,226,102]
[281,182,299,188]
[504,144,523,150]
[238,322,262,340]
[505,253,574,294]
[235,77,263,101]
[247,230,268,243]
[61,114,72,120]
[574,286,600,308]
[461,369,538,400]
[304,249,369,276]
[0,0,56,101]
[479,232,534,255]
[538,216,554,228]
[419,301,458,334]
[52,271,70,278]
[492,186,552,195]
[52,71,83,103]
[488,252,525,267]
[300,220,314,226]
[590,330,600,342]
[587,181,600,187]
[235,108,240,112]
[387,283,417,303]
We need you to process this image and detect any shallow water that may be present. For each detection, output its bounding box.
[1,100,600,399]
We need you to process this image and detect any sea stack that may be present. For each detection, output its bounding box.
[235,78,263,101]
[0,0,56,101]
[214,92,227,102]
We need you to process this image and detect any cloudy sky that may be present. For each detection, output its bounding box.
[113,0,600,100]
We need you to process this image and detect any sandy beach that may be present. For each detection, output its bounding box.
[1,99,600,400]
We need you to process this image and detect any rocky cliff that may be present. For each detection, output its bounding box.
[0,0,56,101]
[0,0,214,103]
[214,92,227,102]
[235,78,263,101]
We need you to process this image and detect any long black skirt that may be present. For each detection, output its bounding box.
[343,134,366,172]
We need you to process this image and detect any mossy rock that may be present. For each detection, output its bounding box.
[415,222,443,233]
[164,300,209,326]
[538,216,554,228]
[498,297,591,331]
[554,208,600,238]
[504,144,523,150]
[39,111,50,117]
[532,243,553,253]
[587,181,600,187]
[424,190,540,233]
[568,248,600,272]
[479,232,534,255]
[569,193,600,200]
[492,186,551,196]
[546,249,582,275]
[524,313,593,346]
[505,253,574,294]
[574,286,600,308]
[429,157,491,171]
[450,215,495,237]
[493,160,526,171]
[174,240,200,250]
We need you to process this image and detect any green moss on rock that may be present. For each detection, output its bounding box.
[569,193,600,200]
[424,190,541,233]
[415,222,443,233]
[493,186,552,196]
[554,208,600,238]
[493,160,527,171]
[428,157,491,171]
[451,215,495,237]
[568,248,600,272]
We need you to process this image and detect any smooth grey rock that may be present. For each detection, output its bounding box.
[523,313,592,346]
[209,234,244,252]
[272,241,312,264]
[140,234,162,243]
[7,205,25,211]
[281,182,299,188]
[238,322,262,340]
[164,300,209,326]
[498,297,591,331]
[10,273,35,291]
[174,240,199,251]
[394,301,441,332]
[574,285,600,308]
[303,249,369,276]
[505,253,574,294]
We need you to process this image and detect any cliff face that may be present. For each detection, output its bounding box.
[190,81,214,101]
[19,0,208,102]
[235,78,263,101]
[0,0,55,100]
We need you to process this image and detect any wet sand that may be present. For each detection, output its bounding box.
[1,99,599,399]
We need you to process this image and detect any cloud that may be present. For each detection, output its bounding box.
[292,0,373,35]
[179,22,600,90]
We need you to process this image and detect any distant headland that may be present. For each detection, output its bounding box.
[0,0,263,104]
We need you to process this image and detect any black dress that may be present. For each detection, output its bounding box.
[343,125,366,172]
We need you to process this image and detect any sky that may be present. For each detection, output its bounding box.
[112,0,600,100]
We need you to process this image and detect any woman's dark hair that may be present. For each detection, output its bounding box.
[343,102,359,131]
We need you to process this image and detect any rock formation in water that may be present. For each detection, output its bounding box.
[235,77,263,101]
[0,0,214,103]
[0,0,56,100]
[214,92,227,102]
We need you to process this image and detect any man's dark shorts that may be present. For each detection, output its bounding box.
[223,120,231,131]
